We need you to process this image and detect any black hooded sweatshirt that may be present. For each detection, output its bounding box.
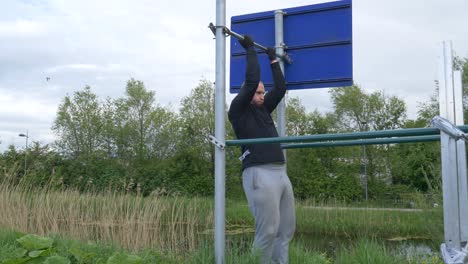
[228,46,286,171]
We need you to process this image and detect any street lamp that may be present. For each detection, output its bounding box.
[361,122,368,201]
[18,130,29,174]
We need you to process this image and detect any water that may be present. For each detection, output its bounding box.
[223,231,441,261]
[298,232,440,259]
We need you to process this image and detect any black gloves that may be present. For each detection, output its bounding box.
[239,35,254,49]
[239,35,277,62]
[266,47,277,61]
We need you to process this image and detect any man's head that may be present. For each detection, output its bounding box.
[251,81,265,106]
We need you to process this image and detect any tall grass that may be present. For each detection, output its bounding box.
[0,181,213,257]
[335,239,443,264]
[0,178,444,261]
[295,204,443,240]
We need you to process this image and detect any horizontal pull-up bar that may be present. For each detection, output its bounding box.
[282,135,440,149]
[225,125,468,146]
[208,22,293,64]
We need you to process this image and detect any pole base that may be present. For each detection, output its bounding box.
[441,243,468,264]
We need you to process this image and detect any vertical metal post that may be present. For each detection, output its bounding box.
[363,144,368,200]
[454,70,468,241]
[361,122,368,201]
[438,41,461,250]
[25,130,28,173]
[19,130,29,174]
[214,0,226,263]
[275,10,287,159]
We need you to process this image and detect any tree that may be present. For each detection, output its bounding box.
[0,145,22,184]
[330,85,406,132]
[284,96,361,200]
[173,79,216,195]
[409,56,468,193]
[419,55,468,123]
[286,97,310,136]
[52,86,103,160]
[454,56,468,122]
[329,85,407,194]
[417,88,438,124]
[330,85,370,132]
[123,79,157,161]
[368,91,407,130]
[113,79,179,194]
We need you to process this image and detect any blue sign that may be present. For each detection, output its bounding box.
[230,0,352,93]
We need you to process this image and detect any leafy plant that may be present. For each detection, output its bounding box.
[17,234,54,251]
[0,233,148,264]
[68,247,97,263]
[106,252,142,264]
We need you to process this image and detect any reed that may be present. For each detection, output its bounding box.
[0,179,444,261]
[295,205,443,240]
[0,181,213,256]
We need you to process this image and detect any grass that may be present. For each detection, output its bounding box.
[335,239,443,264]
[0,228,444,263]
[0,180,445,262]
[0,182,214,257]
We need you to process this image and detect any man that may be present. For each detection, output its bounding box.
[228,35,296,264]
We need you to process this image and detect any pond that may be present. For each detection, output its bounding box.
[221,231,442,262]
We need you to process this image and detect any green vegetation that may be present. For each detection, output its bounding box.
[0,53,466,263]
[0,180,445,263]
[336,239,443,264]
[0,227,444,263]
[0,182,213,255]
[0,82,445,201]
[2,57,467,200]
[0,229,171,263]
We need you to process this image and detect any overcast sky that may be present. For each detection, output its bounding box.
[1,0,467,151]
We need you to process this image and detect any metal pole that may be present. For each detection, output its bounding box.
[361,122,368,201]
[438,40,461,251]
[226,125,468,146]
[363,144,368,200]
[275,10,287,159]
[454,70,468,241]
[25,130,28,174]
[214,0,226,263]
[282,135,440,149]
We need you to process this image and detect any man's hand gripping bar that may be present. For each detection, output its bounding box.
[208,23,293,64]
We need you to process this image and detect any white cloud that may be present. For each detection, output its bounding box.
[0,19,46,37]
[45,64,99,73]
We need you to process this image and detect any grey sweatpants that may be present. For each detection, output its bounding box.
[242,164,296,264]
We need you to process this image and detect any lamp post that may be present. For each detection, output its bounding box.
[18,130,29,174]
[361,122,368,201]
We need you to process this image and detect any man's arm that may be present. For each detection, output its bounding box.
[264,48,286,113]
[228,36,260,121]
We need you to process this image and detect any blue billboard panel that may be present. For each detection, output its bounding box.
[230,0,352,93]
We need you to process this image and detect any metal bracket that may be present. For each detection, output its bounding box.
[275,10,287,16]
[208,23,229,38]
[431,116,468,142]
[441,243,468,264]
[206,134,225,150]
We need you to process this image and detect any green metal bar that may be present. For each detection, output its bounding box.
[282,135,440,149]
[225,126,468,146]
